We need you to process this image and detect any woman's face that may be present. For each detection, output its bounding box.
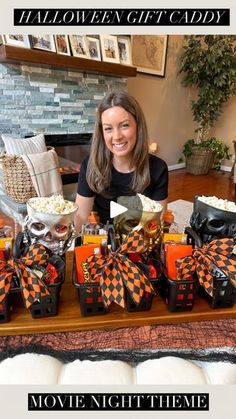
[101,106,137,158]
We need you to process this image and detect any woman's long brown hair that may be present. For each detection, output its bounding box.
[86,90,150,195]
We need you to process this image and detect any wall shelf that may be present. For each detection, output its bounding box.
[0,44,137,78]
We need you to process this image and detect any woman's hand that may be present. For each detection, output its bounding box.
[74,194,95,234]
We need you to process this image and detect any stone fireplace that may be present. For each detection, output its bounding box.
[0,62,127,206]
[0,62,127,147]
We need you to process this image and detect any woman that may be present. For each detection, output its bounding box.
[75,90,168,232]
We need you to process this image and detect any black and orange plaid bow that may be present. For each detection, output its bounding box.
[0,243,50,309]
[87,230,154,308]
[176,238,236,296]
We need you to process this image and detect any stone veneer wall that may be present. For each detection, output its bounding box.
[0,63,127,146]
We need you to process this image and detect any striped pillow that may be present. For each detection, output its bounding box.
[1,133,47,155]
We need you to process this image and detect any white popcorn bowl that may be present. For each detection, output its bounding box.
[27,197,78,228]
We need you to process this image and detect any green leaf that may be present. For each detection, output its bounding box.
[179,34,236,137]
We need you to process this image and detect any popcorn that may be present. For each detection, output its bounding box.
[117,193,163,214]
[137,193,163,212]
[28,194,77,215]
[198,195,236,212]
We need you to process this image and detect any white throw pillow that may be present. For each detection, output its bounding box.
[195,361,236,384]
[136,357,207,385]
[1,133,47,155]
[0,354,63,384]
[59,360,135,385]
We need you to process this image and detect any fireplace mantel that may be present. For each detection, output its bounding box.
[0,44,137,78]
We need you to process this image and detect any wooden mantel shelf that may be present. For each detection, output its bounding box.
[0,44,137,78]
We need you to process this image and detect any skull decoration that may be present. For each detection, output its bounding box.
[24,196,78,254]
[190,195,236,243]
[114,194,163,252]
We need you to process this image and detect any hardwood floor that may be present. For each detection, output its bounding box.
[0,169,235,229]
[168,169,235,203]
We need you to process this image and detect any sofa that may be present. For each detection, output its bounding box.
[0,354,236,385]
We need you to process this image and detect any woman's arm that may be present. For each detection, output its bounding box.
[149,156,168,216]
[74,193,94,234]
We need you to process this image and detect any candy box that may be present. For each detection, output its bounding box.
[164,243,193,280]
[0,237,13,260]
[74,243,101,284]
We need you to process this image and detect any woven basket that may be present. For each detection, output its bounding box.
[185,148,214,175]
[0,153,37,203]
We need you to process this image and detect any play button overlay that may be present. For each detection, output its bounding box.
[110,201,128,218]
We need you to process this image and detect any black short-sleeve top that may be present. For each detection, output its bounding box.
[77,154,168,224]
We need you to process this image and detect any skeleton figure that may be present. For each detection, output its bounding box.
[24,201,77,255]
[190,195,236,243]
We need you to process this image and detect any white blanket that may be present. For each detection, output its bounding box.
[22,148,63,197]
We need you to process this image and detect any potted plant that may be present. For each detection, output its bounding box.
[179,35,236,174]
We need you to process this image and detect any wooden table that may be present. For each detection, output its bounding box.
[0,252,235,337]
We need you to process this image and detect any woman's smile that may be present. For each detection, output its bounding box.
[112,141,128,150]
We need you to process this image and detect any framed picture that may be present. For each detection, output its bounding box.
[69,35,90,59]
[131,35,168,77]
[3,34,30,48]
[99,35,120,64]
[87,36,101,61]
[117,36,132,66]
[54,35,71,56]
[29,35,56,52]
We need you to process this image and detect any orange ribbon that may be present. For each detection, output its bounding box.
[176,238,236,296]
[0,243,50,308]
[87,230,154,308]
